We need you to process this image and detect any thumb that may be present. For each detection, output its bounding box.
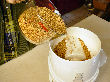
[6,0,25,4]
[6,0,16,4]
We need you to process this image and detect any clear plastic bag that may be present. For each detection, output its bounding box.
[18,0,66,45]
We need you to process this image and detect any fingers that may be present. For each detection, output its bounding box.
[6,0,16,4]
[6,0,25,4]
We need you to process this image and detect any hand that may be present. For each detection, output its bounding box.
[6,0,25,4]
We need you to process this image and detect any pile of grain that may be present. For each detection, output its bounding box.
[54,39,67,58]
[54,36,91,61]
[78,38,91,60]
[18,6,66,44]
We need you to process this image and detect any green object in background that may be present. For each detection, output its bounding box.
[0,5,5,65]
[1,1,18,62]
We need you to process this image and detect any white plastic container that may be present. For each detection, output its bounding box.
[48,27,107,82]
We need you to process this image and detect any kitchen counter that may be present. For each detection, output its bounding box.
[0,15,110,82]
